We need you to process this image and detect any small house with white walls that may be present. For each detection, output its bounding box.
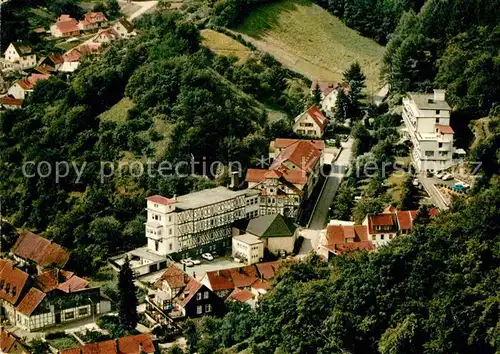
[3,42,36,70]
[293,106,328,138]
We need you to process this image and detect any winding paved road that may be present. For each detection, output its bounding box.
[308,139,353,230]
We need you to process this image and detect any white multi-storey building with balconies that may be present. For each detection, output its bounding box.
[145,187,259,258]
[402,89,455,172]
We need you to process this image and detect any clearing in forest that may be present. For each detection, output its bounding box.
[236,0,385,92]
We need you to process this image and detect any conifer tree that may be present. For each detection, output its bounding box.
[118,257,138,331]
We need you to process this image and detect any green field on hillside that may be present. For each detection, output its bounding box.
[237,0,385,92]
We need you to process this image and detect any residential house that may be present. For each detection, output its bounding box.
[12,231,71,270]
[402,89,458,171]
[226,288,257,309]
[318,223,375,260]
[146,265,224,323]
[7,74,50,100]
[61,43,102,72]
[319,205,439,257]
[246,139,325,218]
[112,18,136,38]
[244,214,298,255]
[310,81,349,116]
[0,258,110,332]
[201,261,282,299]
[3,42,36,69]
[0,329,30,354]
[79,12,109,31]
[50,15,81,38]
[38,54,65,71]
[232,233,264,265]
[60,333,156,354]
[1,96,23,110]
[293,106,328,137]
[144,187,259,258]
[91,28,119,43]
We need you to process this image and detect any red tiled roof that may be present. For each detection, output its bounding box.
[310,81,350,96]
[324,225,373,254]
[60,333,155,354]
[1,330,27,353]
[147,195,176,205]
[0,260,30,305]
[35,269,59,292]
[179,279,203,307]
[16,288,46,316]
[305,106,328,131]
[396,210,419,230]
[56,19,80,34]
[229,265,259,288]
[246,169,268,183]
[436,124,454,134]
[251,279,270,291]
[333,241,375,254]
[57,14,74,22]
[63,43,101,62]
[273,138,325,151]
[1,96,23,106]
[429,208,439,217]
[84,12,108,24]
[255,261,281,280]
[155,264,190,289]
[16,74,50,91]
[370,214,394,226]
[227,288,255,303]
[270,140,322,173]
[13,231,71,268]
[58,275,89,293]
[206,269,234,292]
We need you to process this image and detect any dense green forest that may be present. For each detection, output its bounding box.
[183,182,500,354]
[0,0,121,52]
[0,13,300,273]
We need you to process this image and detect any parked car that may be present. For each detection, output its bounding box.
[185,261,194,267]
[442,173,453,181]
[234,257,241,263]
[211,251,219,258]
[452,184,466,192]
[412,178,419,187]
[435,171,444,179]
[192,259,201,265]
[202,253,214,261]
[426,171,434,178]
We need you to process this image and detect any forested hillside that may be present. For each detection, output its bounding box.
[0,13,301,273]
[383,0,500,117]
[185,183,500,354]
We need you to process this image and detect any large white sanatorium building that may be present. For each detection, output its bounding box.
[145,187,259,258]
[402,89,455,172]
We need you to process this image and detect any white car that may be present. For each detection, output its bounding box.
[412,178,419,187]
[191,259,201,265]
[435,171,444,179]
[184,261,194,267]
[442,173,453,181]
[202,253,214,261]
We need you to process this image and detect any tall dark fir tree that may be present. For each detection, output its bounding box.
[118,256,138,331]
[343,61,366,119]
[312,82,323,106]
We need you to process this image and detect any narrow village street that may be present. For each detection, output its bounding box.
[308,138,353,230]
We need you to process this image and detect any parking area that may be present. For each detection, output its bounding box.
[417,172,468,210]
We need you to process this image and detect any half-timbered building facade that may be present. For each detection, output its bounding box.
[145,187,259,258]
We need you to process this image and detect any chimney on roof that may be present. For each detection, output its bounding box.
[433,89,446,102]
[229,170,240,191]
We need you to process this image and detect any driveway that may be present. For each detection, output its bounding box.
[119,1,158,20]
[417,174,457,210]
[307,139,353,230]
